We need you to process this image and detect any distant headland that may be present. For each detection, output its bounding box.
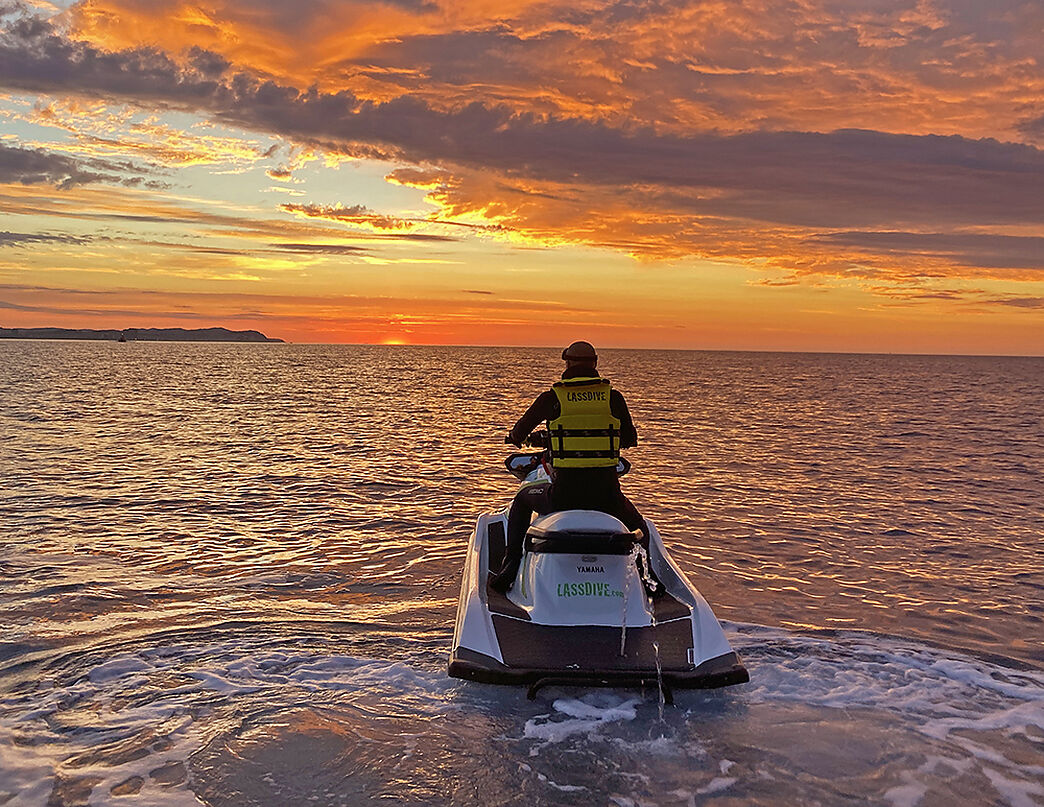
[0,327,284,343]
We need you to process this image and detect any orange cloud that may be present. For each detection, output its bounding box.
[59,0,1044,143]
[23,100,273,167]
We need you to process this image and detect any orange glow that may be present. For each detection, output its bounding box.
[0,0,1039,354]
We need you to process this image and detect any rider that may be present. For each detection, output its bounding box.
[489,340,650,593]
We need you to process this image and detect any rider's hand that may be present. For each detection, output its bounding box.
[504,433,520,447]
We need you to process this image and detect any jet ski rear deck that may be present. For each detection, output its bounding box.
[449,502,749,699]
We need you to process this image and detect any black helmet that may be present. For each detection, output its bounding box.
[562,340,597,361]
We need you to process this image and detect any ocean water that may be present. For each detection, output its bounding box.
[1,342,1041,806]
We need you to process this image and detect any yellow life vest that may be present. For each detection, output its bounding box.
[547,377,621,468]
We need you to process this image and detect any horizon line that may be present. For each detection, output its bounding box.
[2,332,1041,359]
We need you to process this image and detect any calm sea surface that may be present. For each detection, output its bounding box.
[1,342,1042,806]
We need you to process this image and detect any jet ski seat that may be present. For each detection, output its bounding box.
[525,510,639,555]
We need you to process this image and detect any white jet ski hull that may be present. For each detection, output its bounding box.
[448,510,749,695]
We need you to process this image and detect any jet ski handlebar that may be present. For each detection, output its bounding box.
[524,429,549,448]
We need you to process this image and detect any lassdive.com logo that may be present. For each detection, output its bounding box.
[556,582,624,598]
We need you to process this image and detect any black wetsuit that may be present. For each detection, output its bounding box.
[491,366,646,591]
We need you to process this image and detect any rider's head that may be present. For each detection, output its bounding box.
[562,340,597,369]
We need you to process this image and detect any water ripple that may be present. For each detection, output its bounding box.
[1,343,1041,805]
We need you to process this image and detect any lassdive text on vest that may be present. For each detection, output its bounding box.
[547,377,621,468]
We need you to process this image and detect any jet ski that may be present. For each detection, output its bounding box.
[448,436,749,700]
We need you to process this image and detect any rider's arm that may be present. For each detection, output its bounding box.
[508,390,557,446]
[611,390,638,448]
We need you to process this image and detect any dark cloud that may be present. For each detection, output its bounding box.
[269,242,367,255]
[0,230,93,246]
[1017,113,1044,142]
[136,241,253,256]
[0,282,114,296]
[988,297,1044,309]
[184,45,230,79]
[0,298,50,311]
[806,232,1044,271]
[0,298,269,318]
[0,142,163,189]
[864,284,1044,312]
[0,143,111,187]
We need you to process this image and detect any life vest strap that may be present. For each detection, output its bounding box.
[550,425,619,451]
[552,428,617,438]
[553,449,619,459]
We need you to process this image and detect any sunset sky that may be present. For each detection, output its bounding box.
[1,0,1041,353]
